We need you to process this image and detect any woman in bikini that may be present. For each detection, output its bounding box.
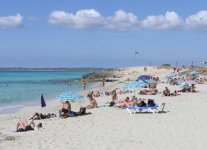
[59,101,71,118]
[16,120,42,132]
[87,94,98,109]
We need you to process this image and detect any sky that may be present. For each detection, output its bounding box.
[0,0,207,68]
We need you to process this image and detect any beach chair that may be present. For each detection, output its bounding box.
[126,103,165,115]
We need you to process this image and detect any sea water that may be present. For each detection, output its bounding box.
[0,71,88,114]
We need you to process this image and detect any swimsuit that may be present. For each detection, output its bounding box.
[17,125,34,132]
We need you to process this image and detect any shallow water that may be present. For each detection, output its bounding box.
[0,71,88,113]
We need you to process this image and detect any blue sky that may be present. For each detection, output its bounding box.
[0,0,207,68]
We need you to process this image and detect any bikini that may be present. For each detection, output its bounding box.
[17,125,34,132]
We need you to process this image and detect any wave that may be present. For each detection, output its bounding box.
[0,104,24,111]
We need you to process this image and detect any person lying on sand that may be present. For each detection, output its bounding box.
[16,120,42,132]
[178,87,191,93]
[139,89,157,95]
[70,107,89,117]
[170,90,179,96]
[114,97,133,108]
[59,101,71,118]
[30,112,56,120]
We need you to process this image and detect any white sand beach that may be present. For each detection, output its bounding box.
[0,67,207,150]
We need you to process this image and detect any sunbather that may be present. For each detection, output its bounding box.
[30,112,56,120]
[170,90,179,96]
[16,120,42,132]
[70,107,88,116]
[59,101,71,118]
[115,97,133,108]
[178,87,191,93]
[163,87,170,96]
[140,89,157,95]
[87,94,98,109]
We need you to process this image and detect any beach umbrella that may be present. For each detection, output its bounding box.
[137,75,151,81]
[179,82,191,89]
[178,72,187,77]
[190,71,199,76]
[41,94,46,107]
[145,79,157,84]
[165,72,177,78]
[123,81,148,90]
[57,92,83,101]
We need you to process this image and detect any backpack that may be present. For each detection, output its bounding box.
[147,99,156,107]
[109,101,115,107]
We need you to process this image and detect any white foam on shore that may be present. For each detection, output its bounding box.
[0,104,25,115]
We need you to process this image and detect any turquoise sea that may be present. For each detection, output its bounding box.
[0,71,88,114]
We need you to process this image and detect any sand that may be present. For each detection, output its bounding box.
[0,66,207,150]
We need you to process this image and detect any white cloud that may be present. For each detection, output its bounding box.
[48,9,139,31]
[186,11,207,30]
[141,11,183,30]
[0,14,23,29]
[105,10,139,30]
[48,9,104,29]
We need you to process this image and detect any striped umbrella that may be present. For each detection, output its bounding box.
[57,92,83,101]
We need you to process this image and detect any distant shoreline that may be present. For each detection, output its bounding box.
[0,67,112,72]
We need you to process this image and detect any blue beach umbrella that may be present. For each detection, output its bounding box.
[179,82,191,89]
[123,81,148,90]
[57,92,83,101]
[41,94,46,107]
[137,75,151,81]
[166,72,177,78]
[190,71,199,76]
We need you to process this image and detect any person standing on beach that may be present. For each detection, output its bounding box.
[173,67,176,72]
[144,67,147,72]
[102,78,105,87]
[82,80,86,90]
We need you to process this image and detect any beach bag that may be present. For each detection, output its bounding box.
[79,107,86,115]
[147,99,156,107]
[109,101,115,107]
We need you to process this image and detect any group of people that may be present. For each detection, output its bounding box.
[108,89,156,108]
[162,87,178,96]
[109,94,156,109]
[16,94,98,132]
